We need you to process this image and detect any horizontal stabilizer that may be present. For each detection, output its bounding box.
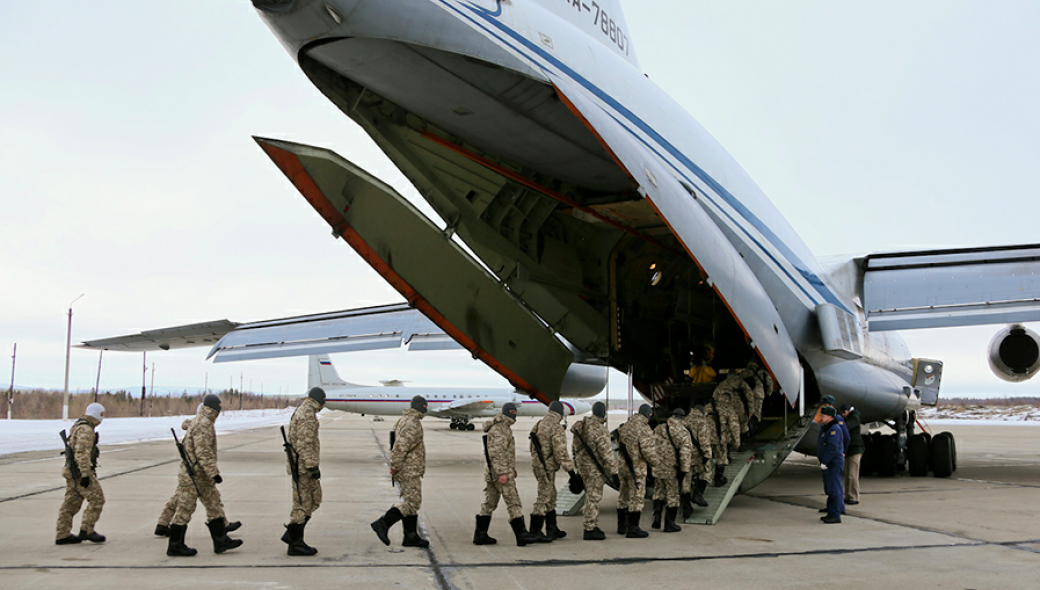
[206,304,457,363]
[78,320,240,352]
[863,244,1040,331]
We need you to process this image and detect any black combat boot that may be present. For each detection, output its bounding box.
[527,514,553,543]
[625,510,649,538]
[166,524,197,557]
[473,515,497,545]
[285,522,317,556]
[206,518,243,554]
[651,499,664,529]
[78,530,105,543]
[693,479,709,506]
[714,464,728,487]
[371,506,404,546]
[402,514,430,548]
[55,534,82,545]
[616,508,628,535]
[545,510,566,539]
[663,507,682,532]
[509,516,539,547]
[583,527,606,541]
[680,493,694,519]
[224,517,242,533]
[154,523,170,537]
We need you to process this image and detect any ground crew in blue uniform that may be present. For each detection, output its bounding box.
[817,406,846,524]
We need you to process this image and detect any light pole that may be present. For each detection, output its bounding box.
[62,293,85,421]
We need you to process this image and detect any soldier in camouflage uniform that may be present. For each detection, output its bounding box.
[372,395,430,548]
[713,371,752,452]
[528,400,577,542]
[55,403,107,545]
[740,360,773,435]
[166,394,242,557]
[473,403,539,547]
[700,402,730,486]
[570,401,619,540]
[282,387,325,556]
[651,408,692,533]
[616,404,662,538]
[680,404,714,516]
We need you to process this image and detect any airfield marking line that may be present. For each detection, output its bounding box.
[368,420,455,590]
[0,540,998,571]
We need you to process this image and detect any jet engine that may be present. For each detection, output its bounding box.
[988,324,1040,382]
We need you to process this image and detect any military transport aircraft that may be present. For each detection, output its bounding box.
[82,0,1040,498]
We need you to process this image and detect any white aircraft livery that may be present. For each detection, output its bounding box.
[81,0,1040,495]
[310,355,591,430]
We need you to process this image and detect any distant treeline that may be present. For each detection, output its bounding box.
[939,397,1040,408]
[5,389,297,420]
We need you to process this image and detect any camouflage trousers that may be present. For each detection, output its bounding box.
[617,464,647,512]
[479,473,523,521]
[171,468,225,526]
[289,471,322,524]
[651,470,681,508]
[394,474,422,517]
[157,488,178,526]
[55,470,104,538]
[683,466,710,492]
[581,474,607,531]
[531,463,559,516]
[749,393,765,419]
[718,411,741,447]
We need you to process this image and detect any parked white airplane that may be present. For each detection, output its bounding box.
[81,0,1040,493]
[309,355,591,429]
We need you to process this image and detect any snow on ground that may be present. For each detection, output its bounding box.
[0,408,302,456]
[919,405,1040,422]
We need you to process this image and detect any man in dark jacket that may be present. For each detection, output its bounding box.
[817,406,846,524]
[841,404,864,505]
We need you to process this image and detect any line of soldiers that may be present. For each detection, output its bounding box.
[54,365,771,552]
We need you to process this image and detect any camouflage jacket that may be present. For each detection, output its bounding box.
[184,405,220,480]
[682,411,714,462]
[288,397,322,471]
[483,413,516,478]
[530,411,574,474]
[740,366,772,413]
[67,415,100,477]
[571,414,618,480]
[617,413,661,472]
[713,374,752,415]
[654,417,693,473]
[391,408,425,478]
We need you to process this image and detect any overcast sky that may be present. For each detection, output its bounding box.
[2,1,1039,400]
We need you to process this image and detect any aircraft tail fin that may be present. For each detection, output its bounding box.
[307,355,365,390]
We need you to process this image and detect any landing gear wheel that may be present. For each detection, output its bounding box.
[861,433,876,476]
[930,432,955,478]
[449,423,457,430]
[466,423,475,431]
[876,434,898,477]
[907,434,930,477]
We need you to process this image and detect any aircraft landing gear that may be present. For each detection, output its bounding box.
[867,410,956,479]
[449,418,476,431]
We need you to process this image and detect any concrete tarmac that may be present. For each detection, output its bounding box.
[1,413,1037,589]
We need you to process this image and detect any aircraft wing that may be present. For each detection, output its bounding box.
[862,244,1040,331]
[547,73,802,404]
[429,398,495,416]
[77,304,461,358]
